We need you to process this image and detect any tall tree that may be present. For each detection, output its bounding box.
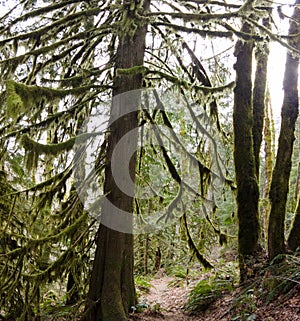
[268,0,300,260]
[233,21,261,282]
[82,1,151,320]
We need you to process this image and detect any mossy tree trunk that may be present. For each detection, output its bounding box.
[83,1,150,321]
[252,16,270,178]
[261,95,274,245]
[233,22,260,283]
[252,13,270,245]
[288,129,300,251]
[288,199,300,252]
[268,0,300,261]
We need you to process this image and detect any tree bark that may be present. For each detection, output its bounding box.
[261,95,273,245]
[83,1,150,320]
[252,16,270,178]
[233,22,260,283]
[268,0,300,261]
[288,199,300,252]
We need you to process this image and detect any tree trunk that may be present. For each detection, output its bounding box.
[288,129,300,252]
[288,199,300,252]
[83,1,150,320]
[261,94,274,245]
[144,234,149,275]
[252,16,270,178]
[268,0,300,261]
[233,22,260,283]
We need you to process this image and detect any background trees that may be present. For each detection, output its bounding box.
[0,0,300,320]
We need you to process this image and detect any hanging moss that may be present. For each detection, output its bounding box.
[6,80,57,118]
[21,134,76,157]
[5,80,105,119]
[21,132,101,170]
[5,80,25,117]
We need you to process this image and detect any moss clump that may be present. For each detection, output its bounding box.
[21,134,75,170]
[6,80,61,118]
[21,134,76,156]
[116,65,148,76]
[5,80,90,119]
[6,80,26,117]
[21,132,100,170]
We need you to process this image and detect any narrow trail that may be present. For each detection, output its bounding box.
[130,275,207,321]
[144,276,193,319]
[130,274,300,321]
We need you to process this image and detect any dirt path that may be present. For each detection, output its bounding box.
[130,274,300,321]
[145,277,188,313]
[130,276,204,321]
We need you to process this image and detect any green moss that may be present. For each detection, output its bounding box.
[6,80,57,118]
[6,80,25,117]
[5,80,99,119]
[116,65,148,76]
[116,1,150,40]
[21,132,100,170]
[118,10,138,39]
[21,134,76,156]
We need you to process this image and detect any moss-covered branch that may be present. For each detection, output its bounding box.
[10,0,83,25]
[21,132,102,157]
[6,80,110,118]
[182,212,214,269]
[147,11,239,22]
[0,7,103,46]
[2,90,108,140]
[218,20,264,41]
[152,22,233,38]
[1,26,112,65]
[246,15,300,56]
[142,66,235,93]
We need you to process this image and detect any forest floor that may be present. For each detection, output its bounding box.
[129,271,300,321]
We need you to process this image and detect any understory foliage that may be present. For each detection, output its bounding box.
[0,0,299,319]
[186,266,237,314]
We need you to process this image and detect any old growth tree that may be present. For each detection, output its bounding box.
[82,1,150,320]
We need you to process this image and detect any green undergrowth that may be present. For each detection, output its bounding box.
[135,274,153,296]
[133,254,300,320]
[227,254,300,321]
[185,261,239,313]
[262,254,300,303]
[166,264,203,287]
